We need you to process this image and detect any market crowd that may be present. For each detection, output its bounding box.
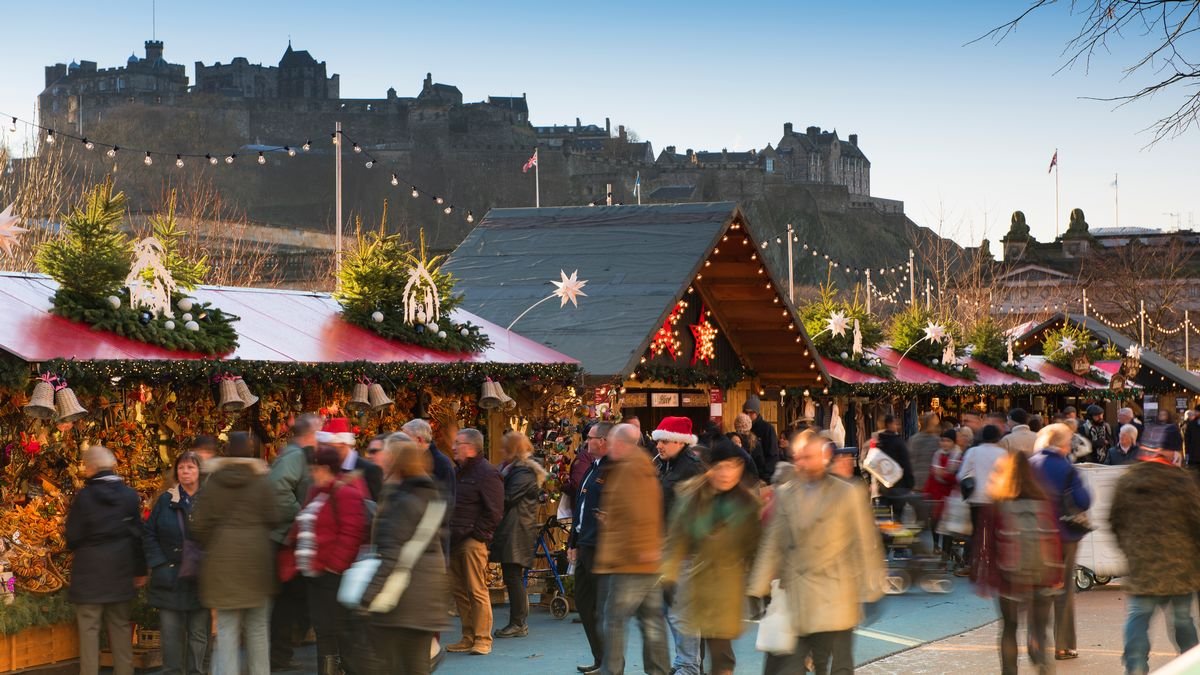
[61,397,1200,675]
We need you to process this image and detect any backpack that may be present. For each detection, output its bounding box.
[995,499,1062,588]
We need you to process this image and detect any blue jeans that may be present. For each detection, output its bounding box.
[665,558,701,675]
[1123,594,1198,675]
[215,605,271,675]
[599,574,670,675]
[159,608,209,675]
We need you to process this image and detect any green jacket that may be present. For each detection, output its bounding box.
[268,442,312,544]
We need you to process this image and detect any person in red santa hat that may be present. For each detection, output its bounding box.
[317,417,383,502]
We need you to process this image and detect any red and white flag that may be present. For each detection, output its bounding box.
[522,149,538,173]
[1047,150,1058,174]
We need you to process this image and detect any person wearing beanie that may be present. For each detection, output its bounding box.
[1111,422,1200,674]
[742,395,781,480]
[662,438,761,675]
[1081,404,1114,465]
[288,444,371,674]
[651,417,704,675]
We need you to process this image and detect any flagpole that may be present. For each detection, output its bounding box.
[1055,156,1060,237]
[1114,173,1119,228]
[534,148,540,208]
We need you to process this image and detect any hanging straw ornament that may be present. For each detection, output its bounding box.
[478,378,502,410]
[52,376,88,422]
[347,380,372,412]
[234,377,259,407]
[367,383,394,410]
[24,374,57,419]
[217,375,246,412]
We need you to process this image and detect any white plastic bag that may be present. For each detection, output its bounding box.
[863,447,903,489]
[936,491,973,537]
[755,580,796,655]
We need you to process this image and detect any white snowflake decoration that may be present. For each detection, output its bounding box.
[1058,336,1077,356]
[551,269,588,308]
[125,237,176,318]
[1126,343,1143,360]
[923,321,946,344]
[402,259,441,325]
[0,203,28,257]
[827,311,850,338]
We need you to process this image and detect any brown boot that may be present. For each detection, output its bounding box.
[445,638,475,653]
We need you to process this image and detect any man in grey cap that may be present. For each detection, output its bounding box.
[1111,423,1200,675]
[743,395,780,480]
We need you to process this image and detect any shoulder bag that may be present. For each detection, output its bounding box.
[338,498,446,612]
[1058,464,1093,535]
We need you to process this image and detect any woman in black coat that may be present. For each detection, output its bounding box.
[143,451,207,675]
[360,435,451,675]
[489,433,546,638]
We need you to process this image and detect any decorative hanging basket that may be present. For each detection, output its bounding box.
[347,382,372,412]
[218,378,246,412]
[367,383,394,410]
[23,381,57,419]
[1072,355,1091,376]
[54,386,88,423]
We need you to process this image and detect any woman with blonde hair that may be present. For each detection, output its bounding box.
[359,434,449,675]
[489,432,546,638]
[973,450,1062,675]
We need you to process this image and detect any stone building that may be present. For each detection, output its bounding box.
[192,43,340,100]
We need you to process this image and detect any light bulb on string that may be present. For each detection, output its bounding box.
[352,143,361,153]
[82,138,94,150]
[257,152,267,165]
[390,174,399,186]
[225,154,235,164]
[143,152,153,166]
[106,146,118,158]
[466,211,475,224]
[45,129,55,144]
[302,140,311,151]
[435,196,445,205]
[286,146,296,157]
[206,154,217,165]
[7,118,15,133]
[443,205,453,215]
[411,187,419,198]
[364,160,374,168]
[175,155,184,168]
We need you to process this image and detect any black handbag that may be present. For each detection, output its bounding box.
[176,510,204,580]
[959,476,976,500]
[1058,466,1093,535]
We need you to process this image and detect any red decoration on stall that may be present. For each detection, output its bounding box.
[690,305,718,365]
[649,300,688,360]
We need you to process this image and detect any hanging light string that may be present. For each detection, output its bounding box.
[757,227,910,279]
[2,112,476,225]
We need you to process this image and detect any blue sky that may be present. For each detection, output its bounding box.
[1,1,1196,249]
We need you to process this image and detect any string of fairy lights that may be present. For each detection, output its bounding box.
[2,112,477,225]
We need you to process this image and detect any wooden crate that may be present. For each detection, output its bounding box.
[0,622,80,672]
[100,647,162,671]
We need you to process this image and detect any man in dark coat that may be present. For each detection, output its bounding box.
[1184,407,1200,472]
[1111,424,1200,675]
[877,414,917,522]
[743,395,780,480]
[445,428,504,656]
[268,412,319,670]
[403,419,457,561]
[651,417,705,675]
[568,422,612,675]
[319,417,383,502]
[67,445,147,675]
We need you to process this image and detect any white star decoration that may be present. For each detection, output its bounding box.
[0,204,28,257]
[551,269,588,308]
[1126,343,1143,360]
[1059,336,1077,355]
[923,322,946,344]
[827,311,850,338]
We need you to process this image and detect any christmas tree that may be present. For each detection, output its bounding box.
[35,179,132,301]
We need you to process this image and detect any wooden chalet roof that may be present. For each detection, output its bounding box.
[442,203,828,386]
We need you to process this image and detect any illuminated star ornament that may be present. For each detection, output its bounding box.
[922,321,947,344]
[551,269,588,308]
[1126,343,1143,360]
[1057,336,1077,356]
[0,203,28,257]
[650,300,688,360]
[690,306,719,365]
[826,311,850,338]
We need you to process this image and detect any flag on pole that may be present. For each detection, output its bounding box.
[1048,150,1058,173]
[522,149,538,173]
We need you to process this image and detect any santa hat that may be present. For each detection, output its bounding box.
[651,416,697,445]
[317,417,355,445]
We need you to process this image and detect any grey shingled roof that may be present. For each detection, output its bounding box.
[442,203,738,378]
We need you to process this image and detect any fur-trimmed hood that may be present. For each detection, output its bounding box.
[205,457,269,488]
[502,456,547,487]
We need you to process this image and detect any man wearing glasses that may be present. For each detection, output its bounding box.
[568,422,613,675]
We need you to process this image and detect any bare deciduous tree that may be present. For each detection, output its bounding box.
[0,132,78,272]
[977,1,1200,143]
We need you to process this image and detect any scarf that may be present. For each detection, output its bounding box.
[295,493,329,576]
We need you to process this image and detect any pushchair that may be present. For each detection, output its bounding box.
[875,497,954,595]
[524,515,573,619]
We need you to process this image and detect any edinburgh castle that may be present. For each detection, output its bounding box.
[35,40,945,287]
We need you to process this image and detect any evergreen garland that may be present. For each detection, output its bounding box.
[0,591,74,636]
[968,319,1041,381]
[800,282,891,379]
[34,182,238,355]
[633,363,753,389]
[336,223,491,353]
[888,306,977,381]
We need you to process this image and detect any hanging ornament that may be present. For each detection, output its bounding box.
[551,269,589,308]
[371,311,384,323]
[402,234,442,326]
[181,313,193,322]
[184,320,200,331]
[106,295,121,309]
[124,236,177,318]
[428,322,439,334]
[923,322,946,344]
[1126,343,1144,360]
[650,300,688,360]
[852,319,864,357]
[1054,336,1077,357]
[177,297,194,312]
[826,311,849,338]
[164,320,175,330]
[138,311,153,325]
[460,327,470,337]
[0,203,28,257]
[437,330,447,339]
[689,305,718,365]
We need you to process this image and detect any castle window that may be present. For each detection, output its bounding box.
[765,158,774,173]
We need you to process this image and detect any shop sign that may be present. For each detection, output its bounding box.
[709,388,724,404]
[680,393,708,407]
[621,392,648,408]
[651,392,679,408]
